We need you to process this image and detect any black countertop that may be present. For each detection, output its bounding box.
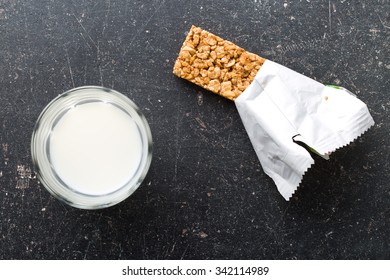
[0,0,389,259]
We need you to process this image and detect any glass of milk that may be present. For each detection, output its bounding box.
[31,86,153,209]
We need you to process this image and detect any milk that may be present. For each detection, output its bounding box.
[49,101,143,196]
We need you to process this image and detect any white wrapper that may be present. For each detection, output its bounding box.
[235,60,375,200]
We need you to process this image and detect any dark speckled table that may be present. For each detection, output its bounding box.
[0,0,389,259]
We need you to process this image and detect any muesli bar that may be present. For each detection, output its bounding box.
[173,25,266,101]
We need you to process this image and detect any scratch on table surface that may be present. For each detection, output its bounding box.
[264,204,291,241]
[79,32,93,50]
[142,233,148,259]
[127,0,166,48]
[328,0,332,33]
[378,13,390,29]
[164,240,177,258]
[325,230,334,238]
[118,243,123,259]
[83,58,88,84]
[102,0,111,35]
[65,49,75,88]
[172,91,183,185]
[180,244,189,260]
[83,240,91,259]
[99,65,104,86]
[73,13,98,49]
[195,116,207,129]
[96,41,104,86]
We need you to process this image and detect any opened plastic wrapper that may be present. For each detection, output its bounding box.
[173,26,374,200]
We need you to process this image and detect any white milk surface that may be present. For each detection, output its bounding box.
[49,101,143,195]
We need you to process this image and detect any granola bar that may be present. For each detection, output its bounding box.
[173,25,266,101]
